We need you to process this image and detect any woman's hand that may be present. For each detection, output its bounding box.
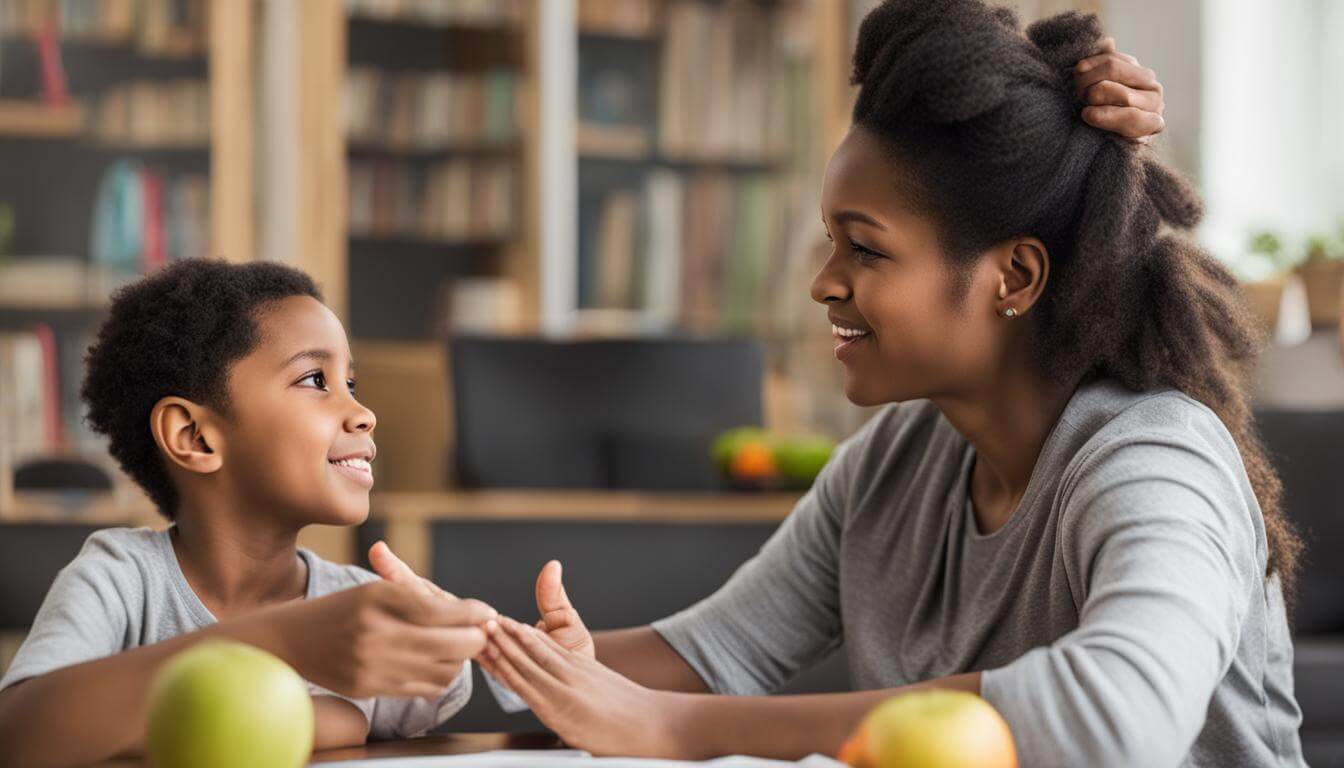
[477,615,682,758]
[1075,37,1165,144]
[532,560,595,659]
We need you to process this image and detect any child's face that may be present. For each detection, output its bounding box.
[217,295,377,526]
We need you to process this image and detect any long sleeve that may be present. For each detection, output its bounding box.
[980,428,1260,768]
[650,421,872,695]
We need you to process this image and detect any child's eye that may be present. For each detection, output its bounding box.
[347,379,357,395]
[851,240,884,264]
[297,371,328,391]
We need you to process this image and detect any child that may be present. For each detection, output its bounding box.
[0,259,494,767]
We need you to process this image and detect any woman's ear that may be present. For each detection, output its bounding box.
[993,237,1050,317]
[150,397,224,475]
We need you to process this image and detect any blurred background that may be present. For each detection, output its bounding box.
[0,0,1340,759]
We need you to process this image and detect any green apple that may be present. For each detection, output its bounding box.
[146,641,314,768]
[839,690,1017,768]
[774,435,836,487]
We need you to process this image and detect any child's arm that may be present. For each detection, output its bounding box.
[312,695,372,750]
[0,581,493,768]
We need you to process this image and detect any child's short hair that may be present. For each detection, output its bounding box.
[81,259,322,518]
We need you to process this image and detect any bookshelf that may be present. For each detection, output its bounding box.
[337,0,538,342]
[0,0,254,522]
[566,0,848,343]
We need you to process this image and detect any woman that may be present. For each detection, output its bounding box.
[472,2,1305,765]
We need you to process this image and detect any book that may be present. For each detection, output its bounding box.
[91,161,209,271]
[348,158,514,242]
[577,170,807,336]
[345,68,518,150]
[655,0,811,164]
[89,79,210,147]
[0,332,50,464]
[0,1,203,56]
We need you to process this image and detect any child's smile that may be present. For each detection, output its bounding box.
[328,451,375,488]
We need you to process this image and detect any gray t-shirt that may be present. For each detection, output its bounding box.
[653,379,1304,767]
[0,527,471,739]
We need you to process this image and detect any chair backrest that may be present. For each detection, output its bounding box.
[450,336,764,490]
[1255,408,1344,635]
[0,523,103,631]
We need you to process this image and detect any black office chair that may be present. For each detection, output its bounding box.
[0,523,104,632]
[1255,408,1344,767]
[450,336,765,490]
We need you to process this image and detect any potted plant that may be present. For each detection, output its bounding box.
[1239,230,1289,332]
[1295,233,1344,328]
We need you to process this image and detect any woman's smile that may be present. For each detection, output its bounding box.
[830,316,874,361]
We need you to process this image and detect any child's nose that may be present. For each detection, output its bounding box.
[346,401,376,433]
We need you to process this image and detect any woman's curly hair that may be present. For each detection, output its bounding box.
[851,0,1302,594]
[81,259,323,518]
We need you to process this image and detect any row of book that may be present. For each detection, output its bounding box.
[345,68,518,150]
[578,171,807,333]
[0,321,109,470]
[0,0,206,57]
[348,159,515,242]
[0,327,62,465]
[344,0,524,26]
[657,0,814,164]
[91,161,209,271]
[88,79,209,147]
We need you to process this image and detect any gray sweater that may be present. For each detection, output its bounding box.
[653,379,1304,767]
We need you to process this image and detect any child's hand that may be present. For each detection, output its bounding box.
[368,540,492,690]
[285,579,495,700]
[369,540,455,600]
[1074,37,1165,144]
[534,560,595,659]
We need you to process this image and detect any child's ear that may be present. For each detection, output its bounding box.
[150,396,224,475]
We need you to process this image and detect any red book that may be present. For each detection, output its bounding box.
[31,323,65,450]
[141,169,167,271]
[36,20,71,106]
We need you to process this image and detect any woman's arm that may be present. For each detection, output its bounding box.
[593,626,709,693]
[479,615,980,760]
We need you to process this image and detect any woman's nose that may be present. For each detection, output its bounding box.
[810,250,852,305]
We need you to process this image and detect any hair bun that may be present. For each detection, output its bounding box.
[1026,11,1104,75]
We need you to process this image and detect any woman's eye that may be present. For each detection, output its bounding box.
[346,379,357,395]
[298,371,328,391]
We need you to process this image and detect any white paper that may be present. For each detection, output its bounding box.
[314,749,846,768]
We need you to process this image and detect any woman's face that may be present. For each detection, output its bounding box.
[812,128,1006,407]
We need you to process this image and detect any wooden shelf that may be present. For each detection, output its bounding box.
[347,141,518,158]
[348,233,511,249]
[577,24,659,41]
[346,12,521,33]
[0,492,159,527]
[578,150,787,174]
[370,490,802,524]
[0,101,83,139]
[84,140,210,153]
